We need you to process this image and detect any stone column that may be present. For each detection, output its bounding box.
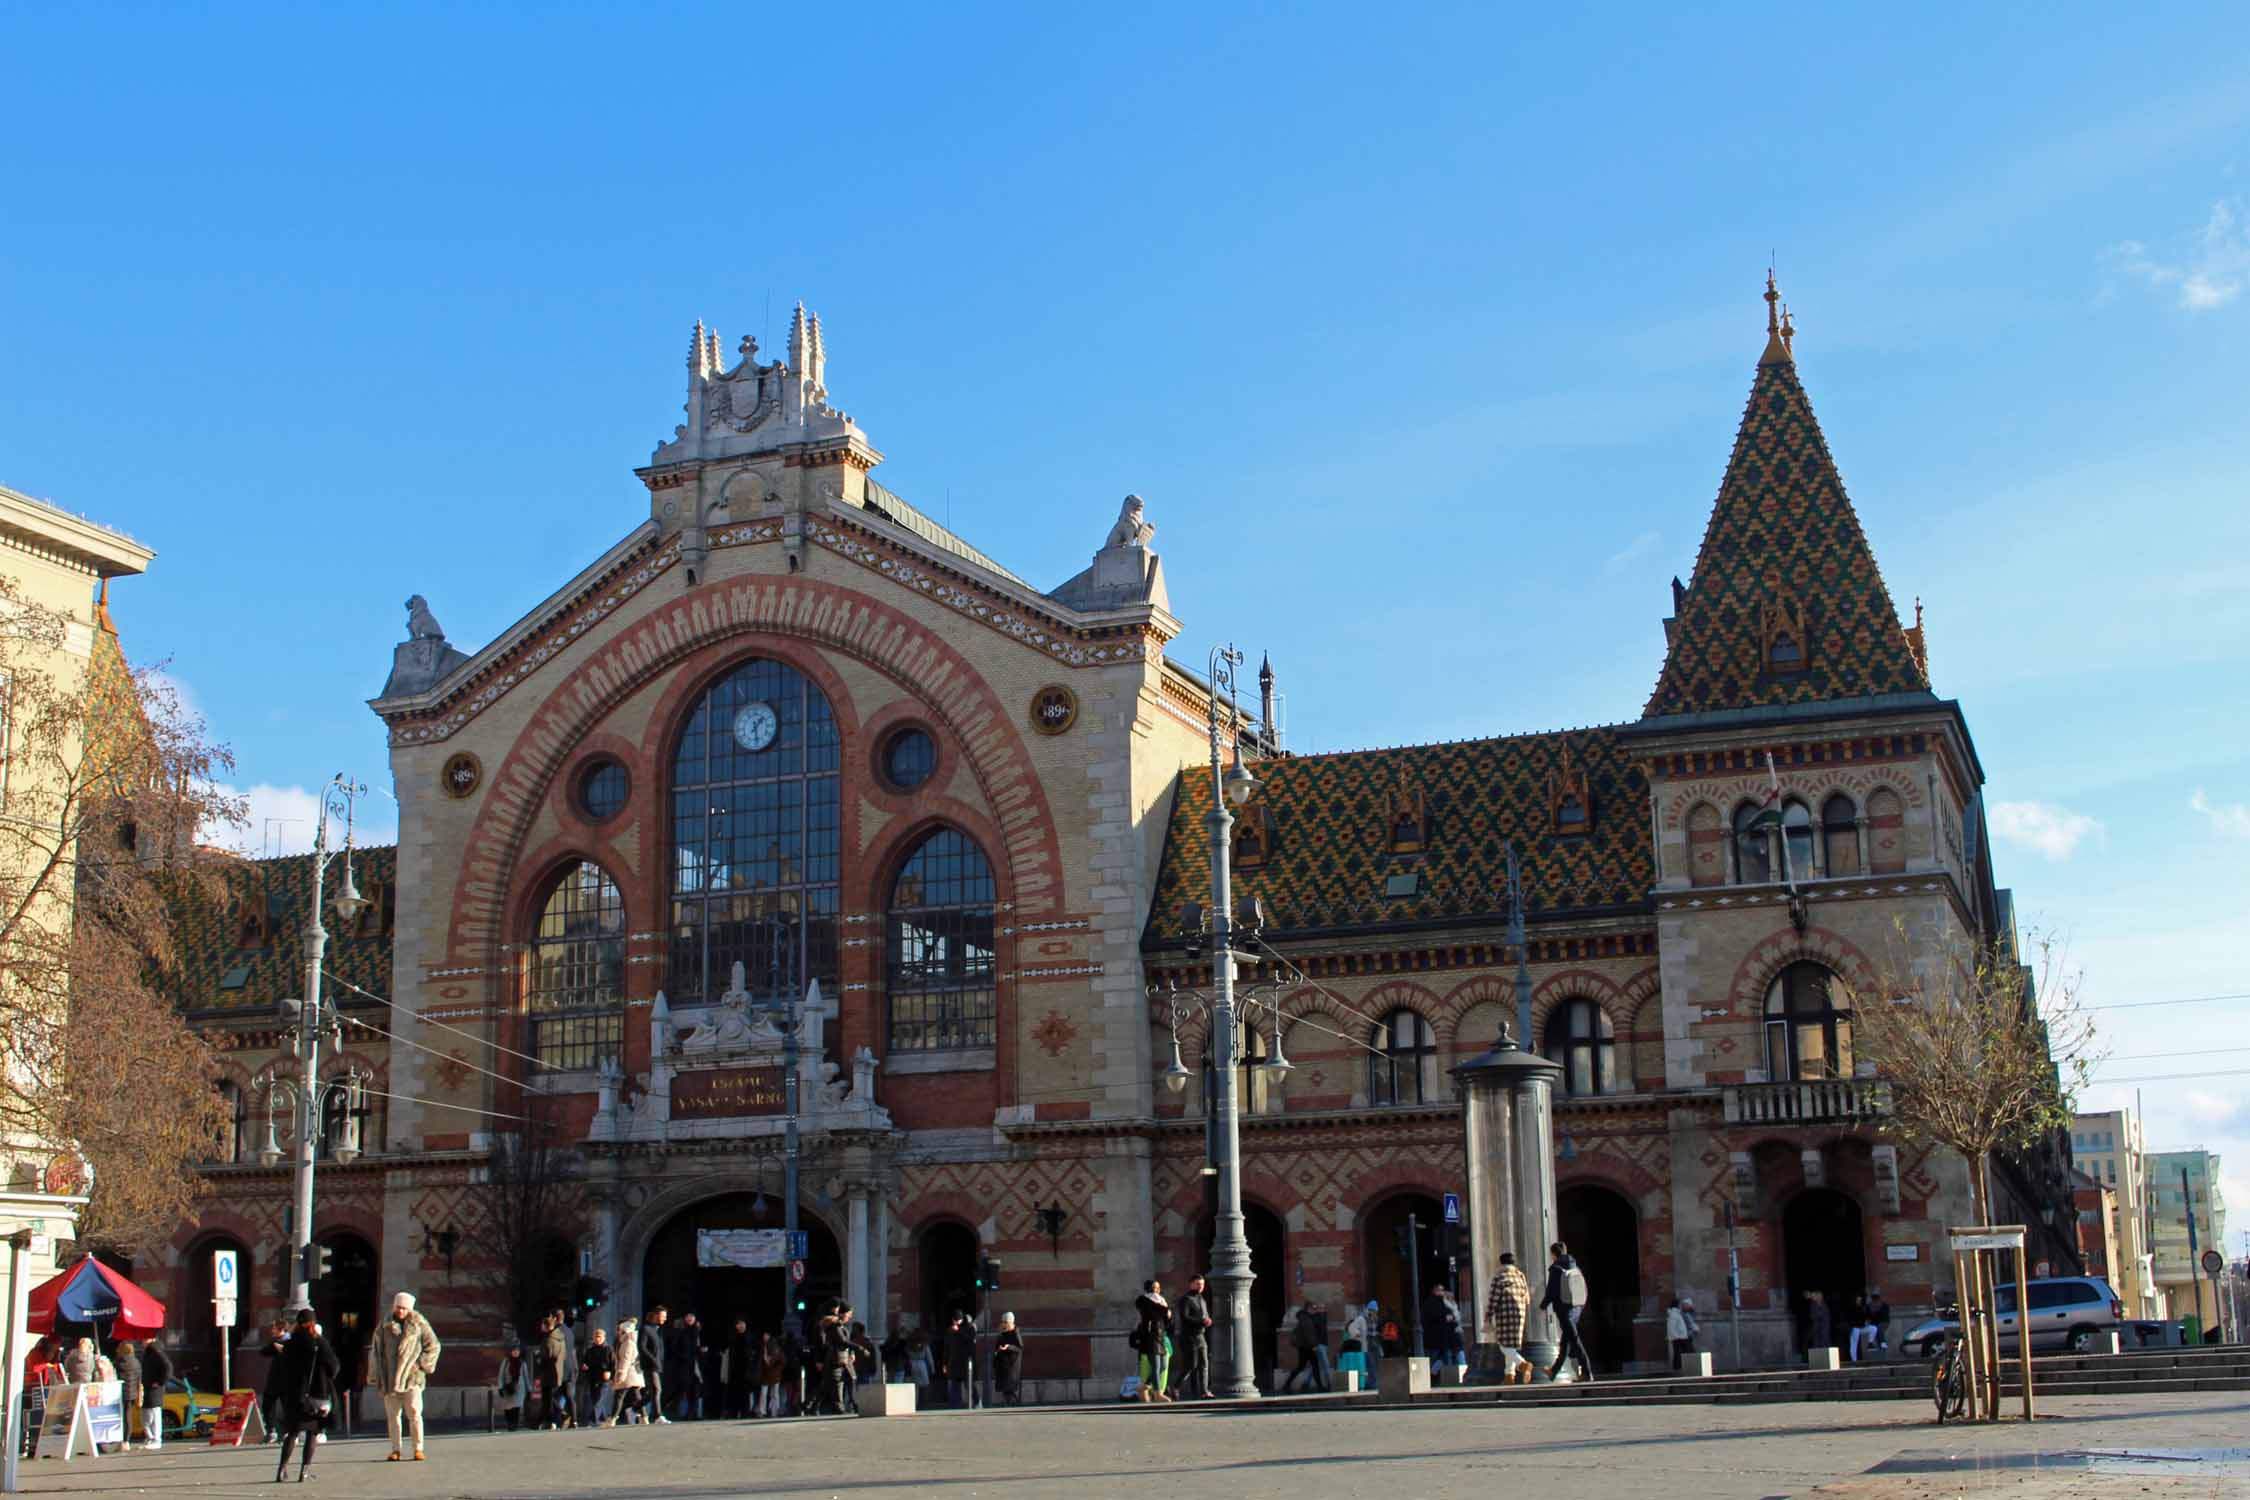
[1454,1025,1564,1377]
[869,1190,891,1341]
[847,1187,872,1323]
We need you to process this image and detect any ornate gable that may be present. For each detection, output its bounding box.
[1643,281,1930,719]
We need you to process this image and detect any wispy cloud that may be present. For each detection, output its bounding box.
[1989,800,2104,860]
[2106,200,2250,310]
[2189,788,2250,839]
[1604,529,1660,572]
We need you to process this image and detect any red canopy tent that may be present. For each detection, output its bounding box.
[26,1255,167,1339]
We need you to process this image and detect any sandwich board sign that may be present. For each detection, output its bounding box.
[209,1388,268,1447]
[31,1383,96,1460]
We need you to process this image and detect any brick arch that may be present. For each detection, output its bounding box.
[1559,1151,1666,1206]
[1357,980,1441,1034]
[442,574,1069,989]
[1617,966,1662,1038]
[1728,926,1881,1020]
[1530,968,1624,1045]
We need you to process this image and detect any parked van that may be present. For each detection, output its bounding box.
[1902,1276,2124,1357]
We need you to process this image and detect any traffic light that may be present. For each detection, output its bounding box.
[1393,1224,1413,1261]
[574,1275,609,1313]
[1433,1223,1457,1260]
[299,1243,334,1284]
[976,1257,1000,1292]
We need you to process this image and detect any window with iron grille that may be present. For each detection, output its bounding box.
[530,861,626,1071]
[886,828,997,1052]
[668,659,841,1007]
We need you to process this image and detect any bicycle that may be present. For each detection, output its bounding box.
[1930,1304,1981,1423]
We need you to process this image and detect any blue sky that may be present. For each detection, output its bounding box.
[4,4,2245,1224]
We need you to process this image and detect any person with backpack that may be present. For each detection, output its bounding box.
[1542,1241,1594,1384]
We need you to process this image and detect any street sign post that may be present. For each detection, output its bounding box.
[1442,1193,1461,1224]
[213,1249,239,1390]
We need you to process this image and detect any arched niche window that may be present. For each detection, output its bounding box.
[1866,787,1906,874]
[886,828,997,1053]
[669,658,841,1006]
[1822,794,1860,876]
[1733,802,1772,883]
[1544,998,1618,1097]
[1782,799,1814,879]
[216,1080,245,1164]
[529,861,626,1071]
[1367,1009,1435,1106]
[1763,961,1852,1081]
[1233,813,1267,870]
[1686,802,1724,888]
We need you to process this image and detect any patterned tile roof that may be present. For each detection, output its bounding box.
[1143,729,1651,945]
[1641,342,1929,719]
[164,846,396,1017]
[81,598,145,790]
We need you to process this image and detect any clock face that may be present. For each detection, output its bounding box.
[732,701,779,752]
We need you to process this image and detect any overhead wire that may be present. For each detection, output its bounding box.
[2084,992,2250,1011]
[323,968,552,1072]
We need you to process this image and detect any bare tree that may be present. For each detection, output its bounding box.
[0,578,243,1246]
[480,1109,580,1340]
[1846,918,2097,1227]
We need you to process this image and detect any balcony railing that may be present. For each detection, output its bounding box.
[1722,1077,1890,1126]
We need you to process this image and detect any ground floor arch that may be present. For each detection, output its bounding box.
[1359,1192,1449,1357]
[1782,1186,1867,1350]
[1558,1182,1641,1372]
[640,1192,843,1338]
[916,1218,981,1341]
[179,1235,253,1389]
[311,1230,380,1389]
[1195,1202,1287,1389]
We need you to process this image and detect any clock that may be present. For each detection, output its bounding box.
[732,701,779,752]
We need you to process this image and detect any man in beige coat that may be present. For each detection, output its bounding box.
[370,1291,442,1460]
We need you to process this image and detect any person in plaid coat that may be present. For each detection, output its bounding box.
[1483,1252,1534,1384]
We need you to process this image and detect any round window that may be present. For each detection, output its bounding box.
[881,728,938,792]
[579,760,630,822]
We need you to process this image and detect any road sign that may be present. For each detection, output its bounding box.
[787,1258,806,1284]
[786,1231,809,1259]
[2203,1248,2225,1276]
[214,1248,238,1297]
[214,1297,238,1328]
[1442,1192,1461,1224]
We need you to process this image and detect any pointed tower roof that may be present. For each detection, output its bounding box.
[1641,283,1930,720]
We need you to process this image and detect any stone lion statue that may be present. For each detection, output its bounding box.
[1105,493,1156,550]
[405,595,446,642]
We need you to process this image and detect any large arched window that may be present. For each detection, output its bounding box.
[1544,998,1617,1097]
[1764,962,1852,1081]
[886,828,997,1053]
[529,861,626,1071]
[669,659,841,1006]
[1822,794,1860,876]
[1367,1009,1435,1106]
[1733,803,1772,882]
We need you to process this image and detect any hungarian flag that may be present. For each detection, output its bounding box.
[1745,752,1786,833]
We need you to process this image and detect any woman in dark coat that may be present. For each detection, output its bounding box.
[275,1311,340,1484]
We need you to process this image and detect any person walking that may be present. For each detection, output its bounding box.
[1422,1285,1463,1371]
[1132,1280,1172,1403]
[578,1327,614,1425]
[1806,1290,1832,1357]
[992,1313,1024,1406]
[114,1341,144,1448]
[637,1308,670,1423]
[606,1318,646,1426]
[370,1290,442,1462]
[1172,1274,1212,1399]
[723,1320,754,1418]
[669,1312,705,1420]
[1485,1251,1534,1384]
[537,1314,572,1429]
[259,1319,292,1444]
[758,1332,787,1417]
[1541,1242,1594,1384]
[275,1309,340,1484]
[493,1343,531,1431]
[1666,1297,1700,1371]
[944,1310,978,1409]
[1282,1304,1326,1392]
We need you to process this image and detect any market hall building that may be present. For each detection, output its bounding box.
[157,290,2079,1395]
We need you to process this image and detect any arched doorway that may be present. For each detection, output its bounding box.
[1195,1204,1288,1390]
[641,1193,842,1338]
[1359,1193,1449,1356]
[1783,1188,1867,1350]
[180,1237,252,1390]
[917,1220,981,1341]
[311,1232,380,1393]
[1557,1183,1641,1372]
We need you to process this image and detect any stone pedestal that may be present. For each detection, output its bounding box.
[1686,1351,1715,1377]
[1807,1346,1841,1370]
[1376,1357,1431,1402]
[1338,1369,1362,1393]
[864,1382,917,1417]
[2097,1330,2122,1355]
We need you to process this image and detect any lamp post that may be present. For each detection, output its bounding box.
[257,774,373,1312]
[1162,645,1267,1397]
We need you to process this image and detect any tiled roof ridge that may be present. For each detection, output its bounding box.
[1208,721,1633,771]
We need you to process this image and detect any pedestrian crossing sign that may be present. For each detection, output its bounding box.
[1443,1192,1461,1224]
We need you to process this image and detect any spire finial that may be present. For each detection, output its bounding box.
[1760,269,1793,365]
[690,318,708,378]
[1781,302,1795,353]
[1765,268,1780,334]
